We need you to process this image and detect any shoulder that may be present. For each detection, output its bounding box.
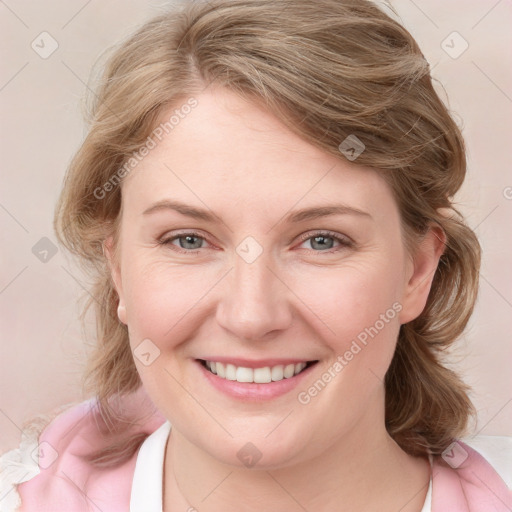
[0,388,165,512]
[431,435,512,511]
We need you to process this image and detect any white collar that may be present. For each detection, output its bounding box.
[129,421,432,512]
[130,420,171,512]
[420,455,433,512]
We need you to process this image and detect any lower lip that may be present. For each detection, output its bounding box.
[196,360,317,401]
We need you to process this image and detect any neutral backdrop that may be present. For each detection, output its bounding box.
[1,0,511,453]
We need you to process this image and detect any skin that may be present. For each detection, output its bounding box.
[105,87,445,511]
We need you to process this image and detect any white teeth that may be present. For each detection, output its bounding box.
[271,365,284,381]
[295,362,306,374]
[216,362,226,378]
[236,367,253,382]
[225,363,237,380]
[253,367,272,384]
[283,364,295,378]
[203,360,310,383]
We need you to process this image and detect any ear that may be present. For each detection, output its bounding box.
[103,236,127,324]
[399,225,446,325]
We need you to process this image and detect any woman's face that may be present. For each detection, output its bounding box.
[107,87,441,468]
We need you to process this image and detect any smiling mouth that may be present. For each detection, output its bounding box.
[198,359,318,383]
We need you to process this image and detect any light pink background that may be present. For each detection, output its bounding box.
[1,0,511,452]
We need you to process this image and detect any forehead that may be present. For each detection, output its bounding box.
[121,88,398,221]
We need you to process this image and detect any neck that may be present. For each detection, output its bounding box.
[163,412,430,512]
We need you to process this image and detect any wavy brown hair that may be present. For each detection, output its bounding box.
[53,0,480,466]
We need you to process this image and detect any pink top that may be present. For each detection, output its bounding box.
[2,388,511,511]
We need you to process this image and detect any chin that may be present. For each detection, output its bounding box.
[200,430,312,470]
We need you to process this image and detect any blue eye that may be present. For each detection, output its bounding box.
[297,231,352,252]
[158,230,352,254]
[159,232,207,252]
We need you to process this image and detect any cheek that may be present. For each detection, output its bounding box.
[292,257,404,343]
[123,261,212,340]
[291,261,405,410]
[121,235,407,352]
[288,262,404,447]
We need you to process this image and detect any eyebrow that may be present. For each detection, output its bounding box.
[142,199,372,223]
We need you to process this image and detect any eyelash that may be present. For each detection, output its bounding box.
[158,230,353,255]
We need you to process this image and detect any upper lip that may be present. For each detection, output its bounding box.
[197,357,317,368]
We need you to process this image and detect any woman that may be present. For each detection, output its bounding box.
[1,0,510,510]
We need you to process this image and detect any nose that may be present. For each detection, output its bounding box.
[215,252,293,341]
